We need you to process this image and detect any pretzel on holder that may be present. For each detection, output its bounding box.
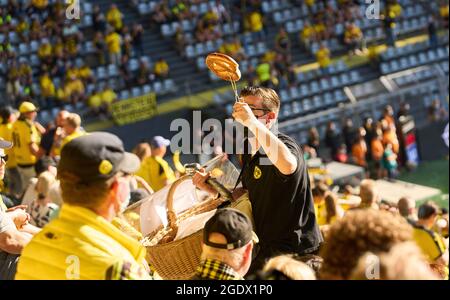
[205,53,241,81]
[205,52,241,101]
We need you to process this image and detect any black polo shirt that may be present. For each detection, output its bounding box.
[240,133,323,255]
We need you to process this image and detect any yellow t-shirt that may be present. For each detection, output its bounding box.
[316,47,331,68]
[440,5,449,18]
[345,26,362,40]
[64,79,85,97]
[77,66,92,79]
[314,201,327,226]
[88,93,102,108]
[40,75,55,97]
[32,0,48,9]
[249,12,263,32]
[301,25,315,40]
[101,89,117,105]
[412,223,447,262]
[12,119,41,165]
[154,61,169,76]
[60,130,86,151]
[107,8,123,30]
[135,156,176,192]
[0,122,17,168]
[106,32,121,54]
[38,43,52,58]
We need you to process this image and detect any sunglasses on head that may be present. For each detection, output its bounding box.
[0,155,8,162]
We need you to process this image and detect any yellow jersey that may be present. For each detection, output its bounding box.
[16,204,152,280]
[412,222,447,262]
[135,156,176,192]
[0,122,17,168]
[12,119,41,165]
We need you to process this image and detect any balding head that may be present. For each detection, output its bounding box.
[56,110,70,127]
[359,179,379,208]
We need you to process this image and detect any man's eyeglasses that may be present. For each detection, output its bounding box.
[248,106,272,117]
[0,155,8,163]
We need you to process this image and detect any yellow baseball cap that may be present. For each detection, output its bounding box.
[19,101,38,114]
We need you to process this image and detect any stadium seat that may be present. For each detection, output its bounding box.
[132,87,142,97]
[30,40,39,53]
[142,84,152,94]
[246,44,256,57]
[279,89,290,102]
[108,64,118,77]
[427,49,437,61]
[256,42,267,54]
[153,81,163,94]
[185,45,195,59]
[19,43,29,56]
[138,3,148,15]
[161,24,172,37]
[164,79,176,92]
[292,101,301,115]
[120,90,130,100]
[195,43,205,56]
[205,40,215,52]
[289,86,300,100]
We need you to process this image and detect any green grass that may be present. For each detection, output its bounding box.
[398,159,449,209]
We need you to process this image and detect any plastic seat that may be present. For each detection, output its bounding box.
[120,90,130,100]
[289,86,299,100]
[142,84,152,94]
[131,87,142,97]
[185,45,195,58]
[153,81,164,94]
[164,79,175,92]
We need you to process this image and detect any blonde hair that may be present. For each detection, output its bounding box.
[65,113,81,129]
[36,171,57,201]
[359,179,378,208]
[200,242,250,271]
[350,242,440,280]
[324,192,340,224]
[132,142,151,162]
[263,255,316,280]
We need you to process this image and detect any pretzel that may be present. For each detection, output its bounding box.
[205,53,241,82]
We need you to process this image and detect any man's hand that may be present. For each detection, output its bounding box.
[6,205,28,212]
[192,168,219,197]
[7,209,30,229]
[232,102,259,128]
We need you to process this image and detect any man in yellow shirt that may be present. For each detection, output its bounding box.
[39,71,55,101]
[411,202,448,279]
[135,136,176,192]
[12,102,45,196]
[154,58,169,79]
[316,44,331,74]
[106,29,122,65]
[248,11,264,41]
[16,132,153,279]
[106,4,123,31]
[0,107,22,199]
[37,38,52,63]
[344,23,364,55]
[101,86,118,106]
[52,113,86,157]
[300,21,316,48]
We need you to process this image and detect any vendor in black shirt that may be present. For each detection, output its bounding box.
[193,86,323,274]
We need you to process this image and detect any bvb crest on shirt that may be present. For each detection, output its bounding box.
[253,166,262,179]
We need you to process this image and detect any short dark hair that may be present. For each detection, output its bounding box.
[35,156,57,175]
[240,86,280,114]
[418,201,439,220]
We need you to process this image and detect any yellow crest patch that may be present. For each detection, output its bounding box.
[99,160,113,175]
[253,166,262,179]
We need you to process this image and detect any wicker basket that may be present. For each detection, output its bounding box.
[143,175,226,280]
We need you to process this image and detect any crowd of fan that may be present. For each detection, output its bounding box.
[301,102,448,181]
[0,99,448,280]
[1,0,172,118]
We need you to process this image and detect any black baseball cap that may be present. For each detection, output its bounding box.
[58,132,140,184]
[203,208,257,250]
